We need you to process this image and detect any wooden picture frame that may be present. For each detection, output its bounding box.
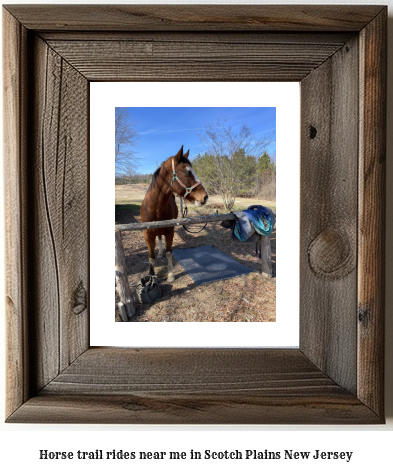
[3,5,386,424]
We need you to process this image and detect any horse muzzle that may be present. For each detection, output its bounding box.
[194,195,208,207]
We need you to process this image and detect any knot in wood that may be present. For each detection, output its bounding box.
[358,307,370,325]
[309,125,317,139]
[308,228,354,279]
[72,281,87,315]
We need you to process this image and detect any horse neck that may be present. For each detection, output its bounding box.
[152,166,173,206]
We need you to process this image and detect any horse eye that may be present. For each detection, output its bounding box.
[185,171,191,176]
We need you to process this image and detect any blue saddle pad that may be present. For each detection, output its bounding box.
[172,245,253,286]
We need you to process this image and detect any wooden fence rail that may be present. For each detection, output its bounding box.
[115,212,236,232]
[115,211,274,320]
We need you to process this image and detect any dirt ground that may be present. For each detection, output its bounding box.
[115,185,276,323]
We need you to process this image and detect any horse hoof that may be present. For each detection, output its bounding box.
[167,273,175,283]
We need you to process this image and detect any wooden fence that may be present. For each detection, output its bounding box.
[115,211,274,321]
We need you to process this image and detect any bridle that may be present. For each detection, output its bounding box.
[171,159,201,198]
[170,159,207,234]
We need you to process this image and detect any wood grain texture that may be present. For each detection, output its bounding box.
[4,5,384,32]
[29,36,89,391]
[7,348,379,424]
[357,9,386,418]
[3,9,29,417]
[45,38,347,82]
[9,392,379,425]
[300,36,359,394]
[40,31,354,44]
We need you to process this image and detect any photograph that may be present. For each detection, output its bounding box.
[114,107,277,322]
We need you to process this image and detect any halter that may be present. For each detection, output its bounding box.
[171,159,202,197]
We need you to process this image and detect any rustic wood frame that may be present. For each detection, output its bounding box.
[3,5,386,424]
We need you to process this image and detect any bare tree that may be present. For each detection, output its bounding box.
[115,107,139,173]
[123,162,138,184]
[195,120,274,210]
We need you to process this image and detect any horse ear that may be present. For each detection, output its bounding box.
[183,149,190,159]
[174,145,184,161]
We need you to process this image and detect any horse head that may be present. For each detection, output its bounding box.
[169,145,209,207]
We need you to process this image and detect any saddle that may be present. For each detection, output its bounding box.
[135,275,162,304]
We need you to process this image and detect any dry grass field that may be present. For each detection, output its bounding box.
[115,184,276,322]
[115,183,276,211]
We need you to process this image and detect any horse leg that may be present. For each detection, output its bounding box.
[165,230,175,282]
[144,231,156,276]
[157,235,164,258]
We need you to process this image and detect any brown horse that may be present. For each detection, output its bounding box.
[141,146,208,282]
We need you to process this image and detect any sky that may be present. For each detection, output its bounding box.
[118,107,276,175]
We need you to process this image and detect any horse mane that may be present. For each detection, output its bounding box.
[146,167,161,193]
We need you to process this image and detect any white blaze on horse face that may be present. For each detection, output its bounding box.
[186,165,209,203]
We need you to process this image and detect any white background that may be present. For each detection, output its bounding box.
[90,82,300,347]
[1,1,392,473]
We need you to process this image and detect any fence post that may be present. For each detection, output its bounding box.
[115,230,135,321]
[260,234,272,278]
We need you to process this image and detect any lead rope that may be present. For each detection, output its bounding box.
[180,197,208,234]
